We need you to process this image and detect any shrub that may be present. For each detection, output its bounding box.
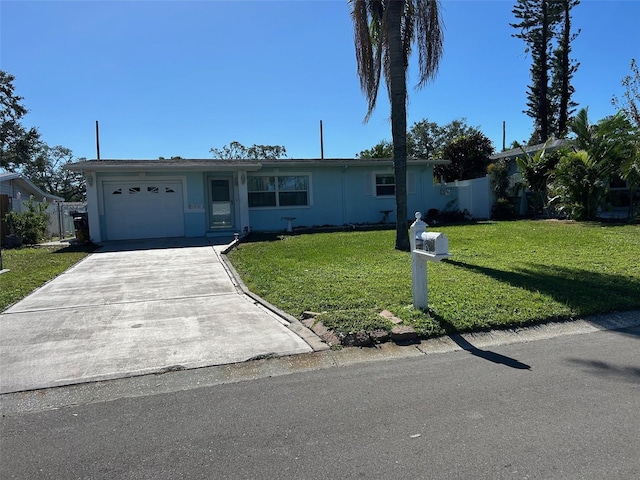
[488,159,511,199]
[491,197,517,220]
[4,198,49,244]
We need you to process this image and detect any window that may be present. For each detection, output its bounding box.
[248,176,276,207]
[248,175,309,207]
[376,174,395,196]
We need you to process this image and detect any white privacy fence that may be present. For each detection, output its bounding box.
[49,202,86,239]
[451,176,492,220]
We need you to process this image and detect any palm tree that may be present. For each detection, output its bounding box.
[515,138,560,216]
[618,131,639,220]
[351,0,444,251]
[550,108,635,220]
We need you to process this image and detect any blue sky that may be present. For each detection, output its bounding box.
[1,0,638,161]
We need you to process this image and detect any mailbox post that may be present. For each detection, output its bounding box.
[409,212,450,310]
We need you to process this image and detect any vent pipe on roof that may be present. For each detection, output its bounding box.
[96,120,101,160]
[502,121,506,151]
[320,120,324,160]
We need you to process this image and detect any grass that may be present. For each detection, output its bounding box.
[0,244,96,312]
[227,220,640,340]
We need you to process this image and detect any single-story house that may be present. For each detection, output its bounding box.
[1,172,65,242]
[0,172,65,205]
[67,157,452,243]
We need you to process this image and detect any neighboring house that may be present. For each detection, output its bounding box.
[488,138,633,218]
[489,138,572,175]
[487,139,574,216]
[66,157,452,243]
[0,172,65,242]
[439,139,573,220]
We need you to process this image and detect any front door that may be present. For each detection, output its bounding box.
[210,178,234,229]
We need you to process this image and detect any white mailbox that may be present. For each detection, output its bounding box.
[420,231,449,255]
[409,212,451,310]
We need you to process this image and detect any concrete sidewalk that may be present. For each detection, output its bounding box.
[0,238,320,394]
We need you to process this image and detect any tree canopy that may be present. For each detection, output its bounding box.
[357,117,494,182]
[1,70,86,201]
[612,58,640,130]
[0,70,41,172]
[21,145,87,202]
[356,140,393,159]
[511,0,580,143]
[408,118,480,160]
[210,141,287,160]
[436,131,494,182]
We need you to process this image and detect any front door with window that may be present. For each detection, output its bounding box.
[209,178,234,229]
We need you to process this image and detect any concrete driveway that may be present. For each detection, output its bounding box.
[0,238,318,394]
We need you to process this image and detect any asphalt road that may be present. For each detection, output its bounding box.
[1,325,639,479]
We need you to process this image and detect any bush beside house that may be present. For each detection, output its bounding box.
[4,197,49,245]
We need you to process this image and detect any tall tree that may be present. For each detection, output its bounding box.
[352,0,444,250]
[612,59,640,219]
[436,131,494,182]
[0,70,40,171]
[22,145,87,201]
[612,58,640,129]
[358,118,491,183]
[512,0,580,143]
[407,118,475,160]
[512,0,553,143]
[550,0,580,137]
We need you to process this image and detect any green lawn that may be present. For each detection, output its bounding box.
[227,220,640,339]
[0,245,96,312]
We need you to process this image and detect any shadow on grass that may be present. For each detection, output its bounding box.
[445,259,640,319]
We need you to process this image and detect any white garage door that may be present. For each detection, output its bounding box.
[103,181,185,241]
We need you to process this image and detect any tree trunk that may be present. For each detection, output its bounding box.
[386,0,410,251]
[539,0,550,141]
[557,0,571,137]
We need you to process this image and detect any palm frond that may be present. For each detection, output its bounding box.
[352,0,384,122]
[415,0,444,88]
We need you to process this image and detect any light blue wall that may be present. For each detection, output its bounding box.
[246,164,452,232]
[94,165,455,237]
[184,172,207,237]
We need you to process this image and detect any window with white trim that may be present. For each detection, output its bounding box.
[367,172,416,197]
[248,175,309,207]
[375,174,395,196]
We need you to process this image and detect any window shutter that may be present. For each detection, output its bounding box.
[407,171,417,195]
[364,172,373,196]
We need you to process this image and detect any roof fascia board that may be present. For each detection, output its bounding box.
[65,157,450,172]
[0,173,64,202]
[66,162,263,172]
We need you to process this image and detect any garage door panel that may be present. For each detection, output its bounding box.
[104,182,185,241]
